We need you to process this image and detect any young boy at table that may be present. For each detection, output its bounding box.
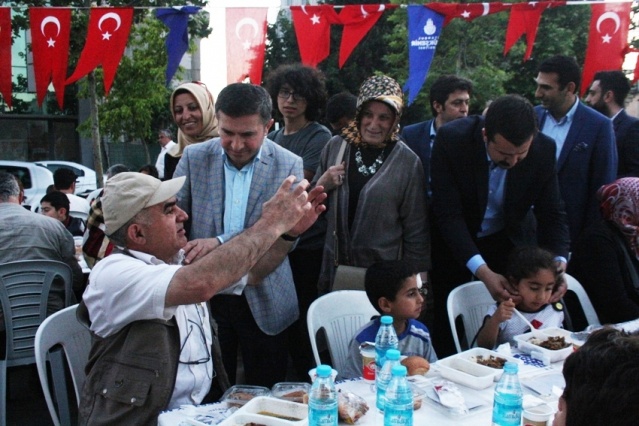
[341,260,438,379]
[476,246,564,349]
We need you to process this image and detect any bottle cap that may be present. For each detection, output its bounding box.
[380,315,393,325]
[391,364,407,376]
[316,364,332,377]
[386,349,401,360]
[503,361,518,373]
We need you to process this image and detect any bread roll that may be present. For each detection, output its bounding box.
[401,355,430,376]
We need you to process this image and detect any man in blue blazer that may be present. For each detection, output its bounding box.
[585,70,639,178]
[535,55,617,244]
[401,75,473,197]
[174,83,311,387]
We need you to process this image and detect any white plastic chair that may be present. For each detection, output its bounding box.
[307,290,378,376]
[35,304,91,426]
[564,273,601,329]
[447,281,496,353]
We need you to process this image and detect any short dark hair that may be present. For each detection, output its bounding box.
[506,246,560,288]
[266,64,328,121]
[53,168,77,190]
[430,75,473,116]
[593,70,631,107]
[106,164,130,179]
[365,260,419,314]
[138,164,159,179]
[215,83,272,124]
[326,92,357,125]
[484,94,538,147]
[561,328,639,426]
[41,190,70,212]
[538,55,581,94]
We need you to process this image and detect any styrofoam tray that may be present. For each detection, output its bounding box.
[436,356,495,390]
[218,396,308,426]
[514,327,573,363]
[456,347,523,381]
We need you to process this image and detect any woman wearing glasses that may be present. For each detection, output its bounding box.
[164,81,219,180]
[265,64,332,379]
[313,74,430,295]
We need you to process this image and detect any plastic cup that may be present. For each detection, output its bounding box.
[523,404,555,426]
[359,343,376,382]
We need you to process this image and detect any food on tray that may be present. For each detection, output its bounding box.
[401,355,430,376]
[338,390,369,424]
[529,335,570,350]
[281,390,307,403]
[256,411,303,421]
[472,354,507,369]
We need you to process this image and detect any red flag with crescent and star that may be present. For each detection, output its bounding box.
[426,2,509,27]
[66,7,133,94]
[0,7,12,108]
[291,5,341,67]
[504,1,565,62]
[225,7,268,84]
[582,2,631,95]
[30,7,71,108]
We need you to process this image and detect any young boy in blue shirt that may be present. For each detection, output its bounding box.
[341,260,438,379]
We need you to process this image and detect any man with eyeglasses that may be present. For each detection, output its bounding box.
[78,172,325,425]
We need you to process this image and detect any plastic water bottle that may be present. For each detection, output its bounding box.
[376,348,401,411]
[492,361,523,426]
[375,315,399,370]
[384,364,413,426]
[308,364,338,426]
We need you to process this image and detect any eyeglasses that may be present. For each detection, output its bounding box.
[179,306,212,378]
[278,89,305,102]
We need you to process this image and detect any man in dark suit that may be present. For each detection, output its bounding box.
[585,70,639,178]
[430,95,571,356]
[401,75,473,196]
[534,55,617,245]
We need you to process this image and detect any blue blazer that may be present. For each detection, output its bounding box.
[401,119,434,196]
[535,103,617,243]
[174,138,304,336]
[613,109,639,177]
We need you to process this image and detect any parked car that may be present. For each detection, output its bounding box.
[35,161,98,196]
[0,160,54,211]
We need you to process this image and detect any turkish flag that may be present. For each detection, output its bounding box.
[504,2,565,61]
[582,2,631,95]
[225,8,268,84]
[30,8,71,108]
[338,5,395,68]
[426,2,509,27]
[66,7,133,95]
[291,5,341,67]
[0,7,11,108]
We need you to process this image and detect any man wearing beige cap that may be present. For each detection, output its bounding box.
[78,172,325,425]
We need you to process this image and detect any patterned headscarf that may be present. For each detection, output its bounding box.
[168,81,219,158]
[598,177,639,260]
[341,74,404,147]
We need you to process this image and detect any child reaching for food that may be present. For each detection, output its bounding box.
[476,246,565,349]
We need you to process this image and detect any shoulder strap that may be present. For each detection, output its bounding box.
[333,140,348,266]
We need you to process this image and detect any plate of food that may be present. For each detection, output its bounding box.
[436,356,496,390]
[218,396,307,426]
[514,327,573,363]
[456,348,523,381]
[221,385,271,408]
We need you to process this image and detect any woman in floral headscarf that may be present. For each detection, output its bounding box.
[164,81,219,179]
[568,177,639,325]
[313,75,430,294]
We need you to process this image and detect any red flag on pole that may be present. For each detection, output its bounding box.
[582,2,631,95]
[338,5,395,69]
[66,7,133,95]
[29,8,71,108]
[225,7,268,84]
[426,2,509,27]
[0,7,12,108]
[291,5,341,67]
[504,2,565,61]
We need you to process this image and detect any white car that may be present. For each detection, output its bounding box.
[35,161,98,196]
[0,160,54,211]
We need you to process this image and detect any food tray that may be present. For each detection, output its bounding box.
[271,382,311,404]
[436,356,496,390]
[218,396,308,425]
[514,327,573,363]
[456,347,523,381]
[221,384,271,407]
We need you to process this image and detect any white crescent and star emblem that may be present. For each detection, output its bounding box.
[235,17,259,51]
[482,3,490,16]
[40,16,61,48]
[98,12,122,41]
[461,10,471,19]
[596,11,621,44]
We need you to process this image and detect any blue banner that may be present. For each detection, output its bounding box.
[155,6,201,86]
[403,6,444,105]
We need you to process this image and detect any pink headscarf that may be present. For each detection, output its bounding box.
[598,177,639,260]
